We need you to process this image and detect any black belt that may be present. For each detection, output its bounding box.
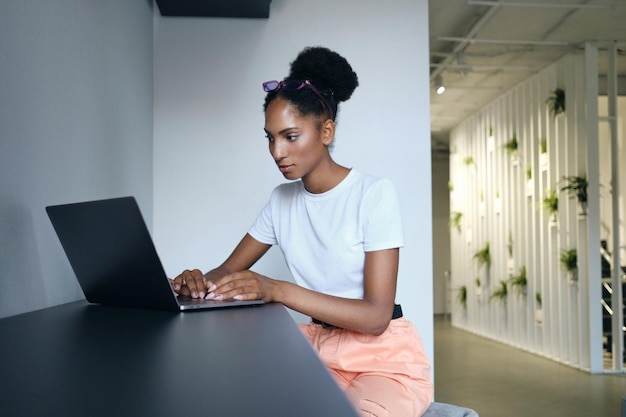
[312,304,403,329]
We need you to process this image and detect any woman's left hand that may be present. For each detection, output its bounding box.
[206,270,278,302]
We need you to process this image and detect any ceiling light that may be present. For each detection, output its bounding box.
[435,75,446,95]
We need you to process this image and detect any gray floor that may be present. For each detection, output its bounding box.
[434,315,626,417]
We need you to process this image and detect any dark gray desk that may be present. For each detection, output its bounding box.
[0,301,359,417]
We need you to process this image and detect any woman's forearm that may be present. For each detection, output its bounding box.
[275,280,395,335]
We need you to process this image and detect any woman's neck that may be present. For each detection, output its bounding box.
[302,161,351,194]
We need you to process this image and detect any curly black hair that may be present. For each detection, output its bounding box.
[263,46,359,122]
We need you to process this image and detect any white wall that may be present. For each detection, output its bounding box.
[153,0,434,360]
[0,0,154,318]
[432,155,451,315]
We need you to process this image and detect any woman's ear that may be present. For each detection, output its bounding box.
[321,119,336,147]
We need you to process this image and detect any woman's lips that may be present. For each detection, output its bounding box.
[278,164,293,173]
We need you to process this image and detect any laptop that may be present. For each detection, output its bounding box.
[46,196,264,311]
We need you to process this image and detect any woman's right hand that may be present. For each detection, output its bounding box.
[170,269,214,299]
[170,234,272,299]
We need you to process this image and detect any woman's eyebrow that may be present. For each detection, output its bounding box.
[264,127,298,135]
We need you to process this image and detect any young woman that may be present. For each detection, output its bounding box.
[171,46,433,417]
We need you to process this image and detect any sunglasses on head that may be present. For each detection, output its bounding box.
[262,79,334,119]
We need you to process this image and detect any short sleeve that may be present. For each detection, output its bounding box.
[248,195,278,246]
[361,179,404,252]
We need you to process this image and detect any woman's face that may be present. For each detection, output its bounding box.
[264,98,333,182]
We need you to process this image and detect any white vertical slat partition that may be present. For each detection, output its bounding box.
[607,41,623,371]
[449,50,604,372]
[583,43,603,373]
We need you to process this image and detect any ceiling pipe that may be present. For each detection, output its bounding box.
[467,1,622,10]
[430,0,596,83]
[445,86,504,91]
[430,63,534,71]
[429,5,501,84]
[438,36,571,46]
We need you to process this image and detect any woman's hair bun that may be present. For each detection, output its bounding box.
[288,46,359,103]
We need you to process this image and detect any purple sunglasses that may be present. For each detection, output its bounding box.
[263,79,334,119]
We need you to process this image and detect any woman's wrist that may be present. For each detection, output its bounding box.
[204,265,230,283]
[272,279,291,304]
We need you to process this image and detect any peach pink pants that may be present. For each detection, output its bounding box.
[299,318,433,417]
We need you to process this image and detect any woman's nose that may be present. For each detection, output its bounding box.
[270,140,287,160]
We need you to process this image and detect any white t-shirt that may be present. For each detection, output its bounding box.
[248,169,404,299]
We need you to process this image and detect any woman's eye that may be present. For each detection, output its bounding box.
[265,134,274,143]
[287,134,299,141]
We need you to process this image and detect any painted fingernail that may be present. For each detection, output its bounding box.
[199,292,205,299]
[208,283,216,292]
[214,294,223,301]
[192,292,198,298]
[233,295,243,300]
[206,292,215,299]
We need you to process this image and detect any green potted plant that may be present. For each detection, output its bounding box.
[546,88,565,118]
[457,285,468,309]
[503,133,518,157]
[506,232,514,273]
[509,266,527,296]
[490,280,508,304]
[535,292,543,325]
[487,126,495,151]
[526,165,534,196]
[494,190,502,214]
[463,156,476,175]
[473,242,491,270]
[463,156,474,167]
[479,188,485,217]
[560,175,588,215]
[475,277,482,300]
[507,232,514,258]
[539,137,548,170]
[560,248,578,283]
[540,137,547,154]
[542,189,559,223]
[536,291,542,306]
[448,211,463,233]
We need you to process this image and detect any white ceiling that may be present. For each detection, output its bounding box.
[429,0,626,155]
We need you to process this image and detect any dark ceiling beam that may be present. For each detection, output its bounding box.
[155,0,272,19]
